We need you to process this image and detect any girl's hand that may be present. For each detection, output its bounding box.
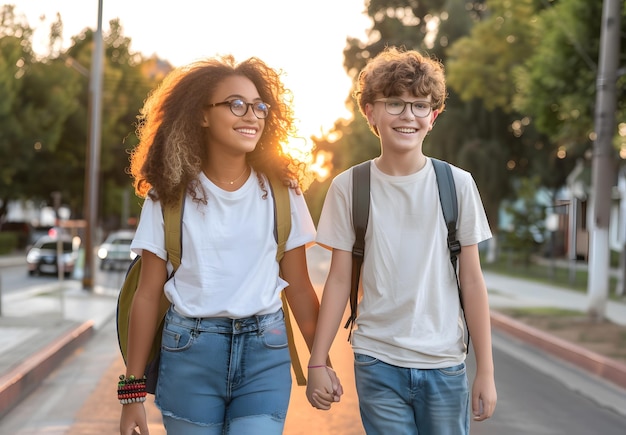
[284,178,302,195]
[120,402,149,435]
[306,366,343,410]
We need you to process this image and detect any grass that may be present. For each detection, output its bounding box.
[482,251,622,300]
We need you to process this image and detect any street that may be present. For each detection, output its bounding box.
[0,247,625,434]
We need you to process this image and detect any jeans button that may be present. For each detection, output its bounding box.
[235,321,242,331]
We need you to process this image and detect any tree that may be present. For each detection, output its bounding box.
[0,6,81,220]
[514,0,626,150]
[0,9,167,229]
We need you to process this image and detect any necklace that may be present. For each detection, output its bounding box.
[209,165,249,185]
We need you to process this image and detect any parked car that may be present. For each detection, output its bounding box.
[26,235,78,277]
[97,230,136,270]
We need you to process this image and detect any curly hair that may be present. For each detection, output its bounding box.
[129,55,304,207]
[354,47,447,136]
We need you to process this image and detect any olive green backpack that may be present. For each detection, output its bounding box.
[117,177,306,394]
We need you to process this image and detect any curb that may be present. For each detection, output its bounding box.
[0,320,95,419]
[491,311,626,390]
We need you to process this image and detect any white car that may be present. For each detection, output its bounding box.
[97,230,137,271]
[26,235,78,276]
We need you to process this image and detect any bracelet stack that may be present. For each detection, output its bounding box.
[118,374,147,404]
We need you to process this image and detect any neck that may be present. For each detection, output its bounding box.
[375,153,427,176]
[204,163,250,188]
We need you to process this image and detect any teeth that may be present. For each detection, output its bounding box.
[237,128,257,135]
[395,128,417,134]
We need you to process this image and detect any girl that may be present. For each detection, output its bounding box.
[119,55,339,435]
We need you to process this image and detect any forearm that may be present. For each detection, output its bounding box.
[308,278,351,366]
[126,291,162,378]
[285,283,320,352]
[462,282,494,375]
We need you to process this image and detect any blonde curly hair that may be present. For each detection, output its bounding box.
[129,55,305,207]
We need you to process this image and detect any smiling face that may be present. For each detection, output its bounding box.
[365,90,439,156]
[201,75,266,156]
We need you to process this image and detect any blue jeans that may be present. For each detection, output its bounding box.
[156,307,292,435]
[354,353,469,435]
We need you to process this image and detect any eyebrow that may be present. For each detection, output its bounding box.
[222,94,263,101]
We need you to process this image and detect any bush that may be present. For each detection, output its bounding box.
[0,232,18,255]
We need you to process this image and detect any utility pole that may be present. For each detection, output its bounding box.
[82,0,104,290]
[587,0,621,319]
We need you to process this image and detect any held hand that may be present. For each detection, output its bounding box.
[306,366,342,410]
[324,366,344,402]
[120,402,149,435]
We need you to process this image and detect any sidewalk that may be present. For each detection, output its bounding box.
[0,248,625,422]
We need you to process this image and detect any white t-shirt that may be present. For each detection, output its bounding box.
[316,158,492,368]
[131,169,316,319]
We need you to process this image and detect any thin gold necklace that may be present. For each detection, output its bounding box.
[210,165,249,185]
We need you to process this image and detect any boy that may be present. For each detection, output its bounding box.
[306,47,497,434]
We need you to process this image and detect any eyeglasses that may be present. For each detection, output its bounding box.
[207,99,270,119]
[374,98,433,118]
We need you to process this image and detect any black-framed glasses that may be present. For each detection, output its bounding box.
[207,99,270,119]
[374,98,433,118]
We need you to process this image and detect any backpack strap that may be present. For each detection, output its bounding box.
[163,190,185,272]
[431,158,469,352]
[345,160,371,341]
[142,188,185,393]
[268,177,307,386]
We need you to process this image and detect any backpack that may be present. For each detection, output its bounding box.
[345,158,468,350]
[117,176,306,394]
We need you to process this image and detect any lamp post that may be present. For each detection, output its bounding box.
[82,0,104,290]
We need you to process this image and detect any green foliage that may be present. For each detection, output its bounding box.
[502,176,546,264]
[0,232,18,254]
[0,7,166,228]
[446,0,537,112]
[514,0,626,151]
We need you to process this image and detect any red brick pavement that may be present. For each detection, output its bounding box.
[67,328,365,434]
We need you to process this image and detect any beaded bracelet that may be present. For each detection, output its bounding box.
[118,374,148,404]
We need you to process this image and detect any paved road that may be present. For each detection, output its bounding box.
[1,246,626,433]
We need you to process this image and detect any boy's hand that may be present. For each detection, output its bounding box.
[306,366,343,410]
[472,373,497,421]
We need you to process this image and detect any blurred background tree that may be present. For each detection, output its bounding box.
[0,5,167,231]
[1,0,624,258]
[307,0,625,263]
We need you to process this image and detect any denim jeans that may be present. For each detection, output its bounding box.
[156,307,292,434]
[354,353,469,435]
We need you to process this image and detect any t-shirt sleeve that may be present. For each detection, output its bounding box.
[284,188,316,251]
[315,169,354,252]
[130,196,168,261]
[456,170,492,246]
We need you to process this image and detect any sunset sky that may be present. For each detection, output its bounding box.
[9,0,372,148]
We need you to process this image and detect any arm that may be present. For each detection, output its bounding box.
[281,245,343,405]
[305,248,352,410]
[119,251,168,435]
[458,244,497,421]
[281,245,321,352]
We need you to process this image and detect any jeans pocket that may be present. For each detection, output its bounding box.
[161,322,194,352]
[261,320,289,349]
[437,362,466,377]
[354,352,380,367]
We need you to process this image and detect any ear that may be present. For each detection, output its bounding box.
[365,103,376,126]
[200,109,210,128]
[428,110,440,130]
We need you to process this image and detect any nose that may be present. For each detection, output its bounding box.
[242,104,257,120]
[400,102,415,120]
